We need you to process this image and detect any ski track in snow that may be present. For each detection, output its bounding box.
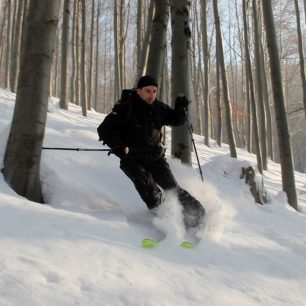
[0,89,306,306]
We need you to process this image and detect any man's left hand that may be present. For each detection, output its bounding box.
[175,95,189,108]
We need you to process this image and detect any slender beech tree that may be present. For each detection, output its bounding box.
[213,0,237,158]
[70,0,77,104]
[113,0,120,99]
[3,0,61,202]
[70,0,80,105]
[171,0,192,164]
[0,2,8,78]
[136,0,155,83]
[200,0,209,146]
[10,0,24,92]
[215,36,222,147]
[259,34,274,160]
[80,0,87,116]
[4,0,11,89]
[261,0,298,211]
[94,0,100,110]
[293,0,306,118]
[88,0,95,110]
[118,0,128,90]
[136,0,142,79]
[252,0,267,170]
[60,0,70,110]
[146,0,169,85]
[74,0,81,106]
[243,0,263,174]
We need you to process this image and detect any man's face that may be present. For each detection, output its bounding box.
[137,86,157,105]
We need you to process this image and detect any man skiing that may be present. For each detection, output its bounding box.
[98,75,205,227]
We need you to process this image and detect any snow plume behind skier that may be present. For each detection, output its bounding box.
[97,75,205,228]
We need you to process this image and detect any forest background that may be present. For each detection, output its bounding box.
[0,0,305,207]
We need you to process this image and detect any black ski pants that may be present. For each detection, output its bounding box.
[120,156,205,226]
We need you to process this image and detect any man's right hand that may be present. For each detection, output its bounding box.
[111,146,129,158]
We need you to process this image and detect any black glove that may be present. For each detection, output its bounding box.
[175,95,189,108]
[110,146,129,158]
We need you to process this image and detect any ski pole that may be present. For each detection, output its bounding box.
[42,147,111,152]
[187,122,204,182]
[178,91,204,182]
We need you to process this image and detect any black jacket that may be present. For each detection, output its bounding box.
[98,95,187,161]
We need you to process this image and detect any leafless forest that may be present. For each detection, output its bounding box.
[0,0,305,208]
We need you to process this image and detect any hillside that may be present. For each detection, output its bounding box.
[0,88,306,306]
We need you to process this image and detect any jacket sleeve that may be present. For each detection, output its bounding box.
[97,103,127,149]
[159,101,187,127]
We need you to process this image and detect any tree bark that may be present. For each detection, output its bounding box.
[10,0,24,92]
[4,0,11,89]
[293,0,306,118]
[200,0,209,146]
[243,0,263,173]
[170,0,192,165]
[70,0,77,104]
[60,0,70,110]
[135,0,155,83]
[88,0,95,110]
[261,0,298,211]
[3,0,60,202]
[215,35,222,147]
[80,0,87,116]
[136,0,142,79]
[213,0,237,158]
[252,0,268,170]
[113,0,121,99]
[146,0,169,85]
[94,0,100,110]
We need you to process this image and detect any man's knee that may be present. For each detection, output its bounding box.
[120,160,161,210]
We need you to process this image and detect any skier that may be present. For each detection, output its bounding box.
[98,75,205,227]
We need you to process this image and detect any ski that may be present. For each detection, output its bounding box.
[141,239,194,249]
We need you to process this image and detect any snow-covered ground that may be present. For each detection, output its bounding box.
[0,88,306,306]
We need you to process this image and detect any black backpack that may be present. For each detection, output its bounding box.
[119,88,137,102]
[97,89,136,141]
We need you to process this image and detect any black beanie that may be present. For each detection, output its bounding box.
[137,75,158,89]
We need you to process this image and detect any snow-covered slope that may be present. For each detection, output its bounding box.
[0,88,306,306]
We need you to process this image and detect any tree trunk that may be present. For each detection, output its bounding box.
[3,0,60,203]
[200,0,209,146]
[146,0,169,85]
[4,0,11,89]
[252,0,268,170]
[293,0,306,118]
[0,3,8,81]
[261,0,298,211]
[259,36,274,160]
[243,0,263,174]
[170,0,192,165]
[135,0,155,83]
[10,0,24,92]
[70,0,77,104]
[136,0,142,79]
[213,0,237,158]
[74,0,80,106]
[80,0,87,116]
[60,0,70,110]
[118,0,127,90]
[94,0,100,110]
[113,0,121,99]
[53,31,59,97]
[88,0,95,110]
[215,36,222,147]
